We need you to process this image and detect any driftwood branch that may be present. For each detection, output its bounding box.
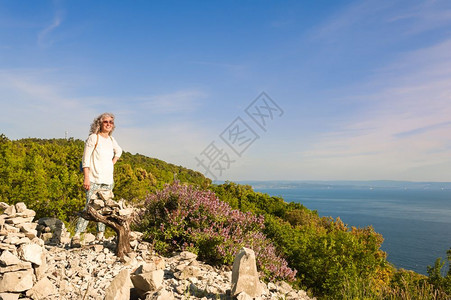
[79,205,132,259]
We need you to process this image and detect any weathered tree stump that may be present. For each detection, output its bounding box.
[79,206,132,260]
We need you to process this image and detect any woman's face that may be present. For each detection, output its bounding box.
[101,116,114,133]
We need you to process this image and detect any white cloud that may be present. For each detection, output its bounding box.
[37,8,63,47]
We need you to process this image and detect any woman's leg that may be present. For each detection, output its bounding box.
[96,183,114,234]
[74,182,103,236]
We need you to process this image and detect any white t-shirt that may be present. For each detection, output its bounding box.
[82,133,123,184]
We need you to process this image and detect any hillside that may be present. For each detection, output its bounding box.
[0,134,449,299]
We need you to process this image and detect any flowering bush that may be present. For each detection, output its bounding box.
[137,182,296,282]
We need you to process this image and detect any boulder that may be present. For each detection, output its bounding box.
[104,269,132,300]
[14,203,27,214]
[3,206,15,216]
[18,243,44,265]
[0,251,21,266]
[25,277,57,299]
[0,269,34,293]
[231,247,261,298]
[131,269,164,292]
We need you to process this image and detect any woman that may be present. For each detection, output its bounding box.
[72,112,122,246]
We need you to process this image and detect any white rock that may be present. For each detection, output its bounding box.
[231,247,261,298]
[236,291,253,300]
[14,203,27,213]
[131,269,164,292]
[0,251,21,266]
[0,292,20,300]
[18,243,44,265]
[0,269,34,293]
[20,209,36,218]
[3,206,15,216]
[104,269,132,300]
[83,233,96,244]
[0,262,32,273]
[25,277,57,299]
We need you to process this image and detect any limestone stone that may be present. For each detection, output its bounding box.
[18,243,44,265]
[231,247,261,298]
[31,237,44,247]
[3,206,15,216]
[134,259,165,274]
[131,269,164,292]
[5,217,34,225]
[25,277,57,299]
[34,252,48,281]
[0,202,10,210]
[14,203,27,213]
[179,251,197,261]
[0,251,21,266]
[0,243,16,252]
[0,292,20,300]
[104,269,132,300]
[0,262,32,273]
[83,233,96,244]
[0,269,34,293]
[18,209,36,218]
[236,291,253,300]
[2,225,19,234]
[19,223,38,232]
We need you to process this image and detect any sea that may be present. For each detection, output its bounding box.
[246,181,451,275]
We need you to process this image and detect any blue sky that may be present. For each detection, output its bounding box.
[1,0,451,182]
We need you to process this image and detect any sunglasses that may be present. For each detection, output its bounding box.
[103,120,114,125]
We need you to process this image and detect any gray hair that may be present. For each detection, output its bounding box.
[89,112,116,136]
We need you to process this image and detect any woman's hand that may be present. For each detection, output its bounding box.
[83,167,90,191]
[83,178,90,191]
[112,156,119,164]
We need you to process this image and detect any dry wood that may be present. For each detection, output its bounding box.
[79,205,132,259]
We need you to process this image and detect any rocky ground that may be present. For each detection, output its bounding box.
[0,201,315,300]
[42,237,314,299]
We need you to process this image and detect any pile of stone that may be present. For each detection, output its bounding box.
[0,202,56,299]
[0,201,314,300]
[42,245,314,300]
[88,190,133,217]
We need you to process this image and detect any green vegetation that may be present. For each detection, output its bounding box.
[210,182,451,299]
[0,134,210,221]
[0,134,449,299]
